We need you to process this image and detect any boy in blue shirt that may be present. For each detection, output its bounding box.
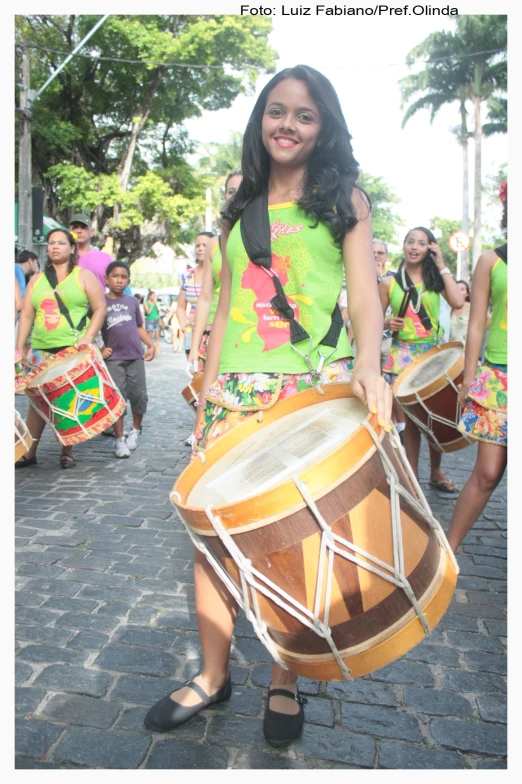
[101,262,155,458]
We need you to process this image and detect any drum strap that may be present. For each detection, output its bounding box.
[394,268,433,335]
[494,243,507,264]
[239,191,344,376]
[44,267,90,337]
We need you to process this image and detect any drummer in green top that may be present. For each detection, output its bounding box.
[447,240,507,552]
[379,227,464,492]
[187,169,243,374]
[15,229,106,469]
[145,65,392,746]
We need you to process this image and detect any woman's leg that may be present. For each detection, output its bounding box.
[428,445,458,491]
[447,442,507,552]
[18,406,46,459]
[154,328,160,357]
[402,416,421,480]
[167,547,238,706]
[269,663,299,714]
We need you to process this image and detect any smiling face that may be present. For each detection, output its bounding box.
[261,78,322,170]
[404,229,430,266]
[47,231,75,266]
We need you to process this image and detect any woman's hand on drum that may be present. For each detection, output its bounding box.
[185,360,198,379]
[388,317,405,332]
[101,347,113,360]
[458,381,471,409]
[187,349,198,376]
[351,364,393,431]
[74,340,91,351]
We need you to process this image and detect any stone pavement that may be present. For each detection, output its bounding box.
[14,344,507,769]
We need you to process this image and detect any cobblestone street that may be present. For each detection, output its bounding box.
[15,344,507,769]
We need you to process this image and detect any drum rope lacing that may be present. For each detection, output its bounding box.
[404,371,474,450]
[25,350,123,443]
[171,423,458,682]
[15,411,32,451]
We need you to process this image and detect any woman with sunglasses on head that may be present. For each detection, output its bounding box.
[15,229,106,469]
[379,227,464,491]
[145,65,391,747]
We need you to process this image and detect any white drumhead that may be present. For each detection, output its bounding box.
[188,396,367,508]
[396,345,463,396]
[28,349,91,387]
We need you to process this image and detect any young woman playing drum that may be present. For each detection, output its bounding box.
[145,65,392,746]
[446,243,507,552]
[187,170,243,375]
[379,227,464,492]
[15,229,106,469]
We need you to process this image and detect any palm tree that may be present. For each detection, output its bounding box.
[400,30,473,278]
[400,16,507,277]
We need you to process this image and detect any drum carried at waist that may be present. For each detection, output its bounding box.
[393,341,475,453]
[171,383,458,681]
[23,345,126,446]
[181,373,202,413]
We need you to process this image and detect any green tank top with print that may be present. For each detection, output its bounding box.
[31,266,90,349]
[218,202,353,374]
[485,256,507,365]
[207,241,222,325]
[389,275,441,343]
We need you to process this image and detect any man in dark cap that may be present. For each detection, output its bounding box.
[70,213,113,292]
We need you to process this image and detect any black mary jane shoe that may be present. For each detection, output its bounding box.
[144,673,232,732]
[263,687,307,747]
[15,455,37,470]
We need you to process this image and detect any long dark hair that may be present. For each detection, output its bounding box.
[45,229,78,276]
[222,65,366,243]
[399,226,444,293]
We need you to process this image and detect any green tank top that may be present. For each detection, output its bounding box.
[145,302,159,320]
[208,242,222,325]
[485,256,507,365]
[31,267,90,349]
[389,275,441,343]
[218,202,353,374]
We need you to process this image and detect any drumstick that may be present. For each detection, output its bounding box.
[391,288,412,340]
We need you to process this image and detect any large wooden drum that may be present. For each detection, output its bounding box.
[171,383,458,681]
[393,341,475,453]
[24,345,126,445]
[15,410,33,462]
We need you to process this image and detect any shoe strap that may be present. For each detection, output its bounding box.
[267,687,307,705]
[184,679,212,704]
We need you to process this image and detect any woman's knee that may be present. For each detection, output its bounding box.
[473,461,505,492]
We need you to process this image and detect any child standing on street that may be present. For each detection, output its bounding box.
[101,262,155,458]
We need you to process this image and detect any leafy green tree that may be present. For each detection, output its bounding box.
[195,132,243,229]
[357,172,404,245]
[400,15,507,278]
[15,14,276,258]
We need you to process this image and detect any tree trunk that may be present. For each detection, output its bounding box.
[460,99,470,281]
[472,63,483,271]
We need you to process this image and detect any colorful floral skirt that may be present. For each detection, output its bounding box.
[382,338,441,385]
[458,362,507,446]
[194,357,354,454]
[196,328,212,374]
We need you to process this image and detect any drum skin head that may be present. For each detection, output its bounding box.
[188,397,367,507]
[396,345,463,397]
